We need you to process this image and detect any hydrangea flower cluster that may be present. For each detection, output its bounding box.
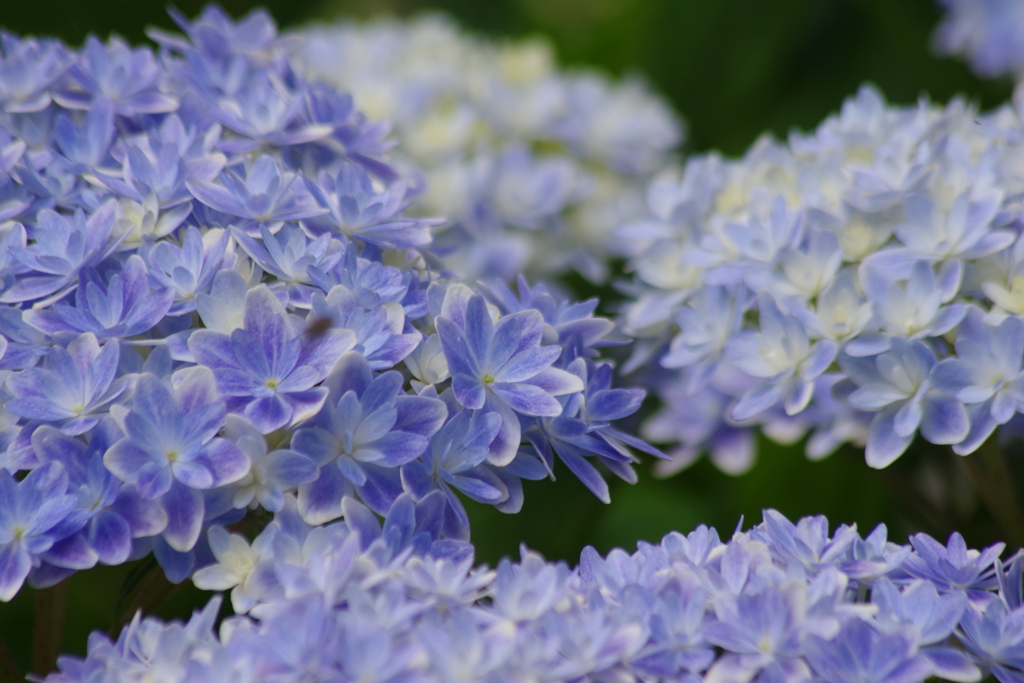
[620,83,1024,474]
[0,7,659,602]
[294,15,682,283]
[43,502,1024,683]
[933,0,1024,81]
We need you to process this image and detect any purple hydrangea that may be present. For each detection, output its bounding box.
[0,462,78,601]
[0,5,662,607]
[188,285,355,434]
[436,285,584,465]
[103,368,249,552]
[44,508,1021,683]
[292,351,447,520]
[4,332,128,438]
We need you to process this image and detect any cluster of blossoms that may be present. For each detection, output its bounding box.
[14,5,1024,683]
[44,503,1024,683]
[0,6,661,602]
[294,15,682,283]
[619,80,1024,475]
[933,0,1024,81]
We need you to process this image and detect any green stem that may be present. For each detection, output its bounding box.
[956,437,1024,551]
[0,632,21,683]
[32,580,69,678]
[112,562,183,635]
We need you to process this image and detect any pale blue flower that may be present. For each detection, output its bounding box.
[702,584,811,683]
[957,598,1024,682]
[232,223,343,308]
[757,508,859,576]
[204,73,331,154]
[847,261,965,357]
[934,0,1024,78]
[662,285,747,393]
[902,531,1005,599]
[401,409,504,540]
[872,577,981,682]
[303,163,439,249]
[186,155,326,232]
[836,339,969,468]
[784,269,874,343]
[726,292,836,421]
[525,357,661,504]
[141,226,231,316]
[32,424,167,568]
[219,414,317,512]
[52,98,115,173]
[865,191,1011,302]
[93,117,225,211]
[931,308,1024,455]
[54,37,177,115]
[0,33,72,113]
[2,201,122,304]
[804,619,933,683]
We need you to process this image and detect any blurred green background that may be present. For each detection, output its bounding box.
[1,0,1018,675]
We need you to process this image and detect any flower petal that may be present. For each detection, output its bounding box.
[161,482,205,552]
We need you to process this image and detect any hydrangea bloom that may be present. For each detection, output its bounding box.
[400,409,504,540]
[617,81,1024,474]
[4,333,127,440]
[43,507,1024,683]
[9,6,1024,683]
[294,16,682,282]
[188,285,355,434]
[31,424,166,572]
[436,285,584,465]
[0,5,657,601]
[933,0,1024,79]
[0,463,77,601]
[21,256,175,341]
[103,368,249,552]
[291,351,447,521]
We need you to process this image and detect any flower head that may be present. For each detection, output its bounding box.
[188,285,355,434]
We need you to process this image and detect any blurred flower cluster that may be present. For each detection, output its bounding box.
[934,0,1024,81]
[294,15,682,283]
[619,83,1024,475]
[0,6,660,602]
[45,502,1022,683]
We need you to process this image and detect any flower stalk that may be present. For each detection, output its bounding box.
[31,580,69,678]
